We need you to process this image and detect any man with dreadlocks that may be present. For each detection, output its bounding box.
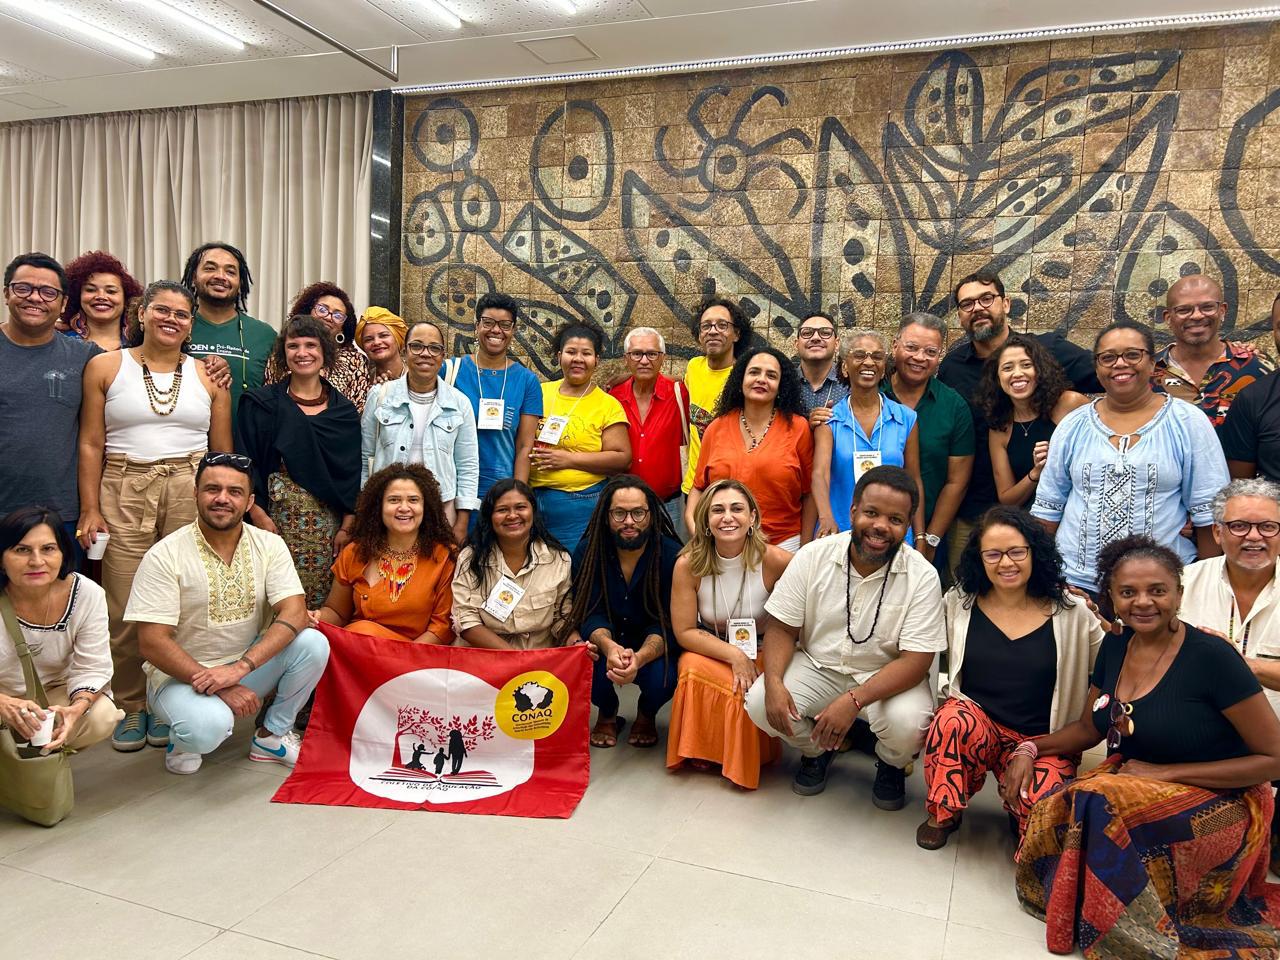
[183,241,276,412]
[745,465,945,811]
[567,475,682,749]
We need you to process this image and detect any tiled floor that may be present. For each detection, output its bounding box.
[2,688,1061,960]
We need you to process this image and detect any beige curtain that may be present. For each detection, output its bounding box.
[0,93,372,328]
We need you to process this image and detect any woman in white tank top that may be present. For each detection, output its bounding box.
[76,280,232,752]
[667,478,793,789]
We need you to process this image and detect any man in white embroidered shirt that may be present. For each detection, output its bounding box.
[746,465,945,810]
[126,452,329,775]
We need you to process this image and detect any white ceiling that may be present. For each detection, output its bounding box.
[0,0,1273,122]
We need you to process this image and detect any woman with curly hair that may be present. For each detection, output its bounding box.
[1012,534,1280,957]
[59,250,143,351]
[312,463,456,644]
[687,345,815,550]
[238,315,361,606]
[813,329,925,542]
[915,505,1103,850]
[976,334,1087,508]
[263,281,373,411]
[529,322,631,553]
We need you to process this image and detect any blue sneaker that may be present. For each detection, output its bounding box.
[146,713,170,748]
[111,711,147,752]
[249,729,303,768]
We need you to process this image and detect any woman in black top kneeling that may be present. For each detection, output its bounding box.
[1012,535,1280,959]
[917,506,1104,850]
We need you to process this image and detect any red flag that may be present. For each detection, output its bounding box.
[273,622,591,818]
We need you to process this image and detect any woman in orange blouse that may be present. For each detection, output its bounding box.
[313,464,456,643]
[686,345,816,550]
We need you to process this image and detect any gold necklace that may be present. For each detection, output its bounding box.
[141,353,183,416]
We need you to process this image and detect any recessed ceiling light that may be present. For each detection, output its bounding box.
[132,0,246,50]
[425,0,463,29]
[3,0,158,61]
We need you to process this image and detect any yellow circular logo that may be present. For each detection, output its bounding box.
[495,671,569,740]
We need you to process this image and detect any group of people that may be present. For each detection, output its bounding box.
[4,243,1280,957]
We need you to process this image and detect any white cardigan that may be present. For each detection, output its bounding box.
[940,588,1104,733]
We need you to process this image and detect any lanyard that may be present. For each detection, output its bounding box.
[553,382,591,419]
[709,562,752,640]
[475,355,510,402]
[855,396,885,456]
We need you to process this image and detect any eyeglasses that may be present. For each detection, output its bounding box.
[848,350,886,364]
[200,451,253,472]
[979,546,1030,564]
[312,303,348,324]
[699,321,733,333]
[6,281,63,302]
[798,326,836,341]
[407,341,446,357]
[957,292,999,313]
[898,342,941,359]
[148,304,193,323]
[608,507,650,524]
[1167,301,1224,320]
[1094,348,1151,367]
[478,316,515,332]
[1106,699,1134,751]
[625,350,663,362]
[1222,519,1280,538]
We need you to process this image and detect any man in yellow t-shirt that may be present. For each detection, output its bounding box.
[682,296,751,492]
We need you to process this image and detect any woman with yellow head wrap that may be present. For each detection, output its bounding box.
[356,306,408,386]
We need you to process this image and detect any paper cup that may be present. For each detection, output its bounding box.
[86,531,110,561]
[28,709,55,747]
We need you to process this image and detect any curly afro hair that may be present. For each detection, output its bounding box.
[351,463,455,565]
[288,281,356,345]
[974,334,1072,430]
[1096,534,1183,621]
[954,505,1072,610]
[713,345,807,421]
[62,250,143,335]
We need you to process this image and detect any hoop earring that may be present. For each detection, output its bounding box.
[335,332,346,345]
[705,528,713,537]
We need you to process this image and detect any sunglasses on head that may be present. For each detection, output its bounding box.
[200,451,253,472]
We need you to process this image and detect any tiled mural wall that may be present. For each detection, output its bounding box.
[400,22,1280,376]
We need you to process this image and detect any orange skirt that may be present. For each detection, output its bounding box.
[665,650,780,789]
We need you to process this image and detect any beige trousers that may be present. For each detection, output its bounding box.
[100,453,201,712]
[44,685,123,751]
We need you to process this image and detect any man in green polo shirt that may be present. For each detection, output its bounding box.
[181,241,276,411]
[882,312,974,577]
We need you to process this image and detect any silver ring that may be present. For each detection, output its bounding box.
[19,708,29,715]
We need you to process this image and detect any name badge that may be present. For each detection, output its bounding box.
[537,415,569,445]
[727,617,757,658]
[483,575,526,621]
[478,398,505,430]
[854,451,882,476]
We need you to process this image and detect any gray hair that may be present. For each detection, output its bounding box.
[623,326,666,352]
[839,327,887,357]
[897,311,948,339]
[1211,478,1280,524]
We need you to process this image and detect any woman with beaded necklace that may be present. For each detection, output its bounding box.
[76,279,232,754]
[313,463,456,644]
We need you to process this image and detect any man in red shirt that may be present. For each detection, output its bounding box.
[609,327,690,539]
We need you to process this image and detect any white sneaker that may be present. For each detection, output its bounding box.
[249,729,303,768]
[164,742,202,775]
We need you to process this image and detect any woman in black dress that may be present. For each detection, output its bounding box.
[976,334,1088,508]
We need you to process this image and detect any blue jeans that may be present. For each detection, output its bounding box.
[536,481,605,555]
[592,647,679,719]
[150,628,330,755]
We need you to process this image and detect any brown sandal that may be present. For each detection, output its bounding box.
[915,813,962,850]
[590,716,625,748]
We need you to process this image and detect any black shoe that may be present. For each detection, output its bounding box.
[872,759,906,811]
[792,750,835,796]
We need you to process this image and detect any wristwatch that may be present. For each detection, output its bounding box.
[923,533,942,548]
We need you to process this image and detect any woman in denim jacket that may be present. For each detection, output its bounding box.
[361,320,479,544]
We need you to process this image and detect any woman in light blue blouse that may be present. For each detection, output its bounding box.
[1031,319,1227,593]
[813,329,925,539]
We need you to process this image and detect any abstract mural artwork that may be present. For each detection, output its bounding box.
[400,24,1280,373]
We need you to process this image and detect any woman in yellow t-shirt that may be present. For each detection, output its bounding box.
[529,323,632,552]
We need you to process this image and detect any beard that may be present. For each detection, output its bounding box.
[198,506,246,530]
[849,526,903,567]
[969,315,1006,342]
[610,526,651,552]
[198,282,237,307]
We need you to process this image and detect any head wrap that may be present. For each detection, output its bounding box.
[355,306,408,350]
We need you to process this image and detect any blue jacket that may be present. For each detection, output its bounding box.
[361,375,480,509]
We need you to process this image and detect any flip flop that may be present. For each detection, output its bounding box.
[590,716,625,748]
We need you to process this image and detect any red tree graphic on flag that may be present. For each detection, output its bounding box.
[393,705,496,767]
